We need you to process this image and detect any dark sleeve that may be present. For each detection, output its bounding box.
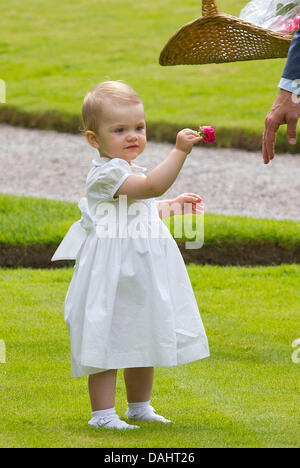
[281,25,300,80]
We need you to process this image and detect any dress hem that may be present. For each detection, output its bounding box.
[70,342,210,377]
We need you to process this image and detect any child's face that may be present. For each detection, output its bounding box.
[93,99,147,165]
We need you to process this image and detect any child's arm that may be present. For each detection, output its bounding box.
[114,129,202,200]
[155,200,173,219]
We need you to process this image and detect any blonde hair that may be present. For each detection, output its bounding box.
[81,80,143,136]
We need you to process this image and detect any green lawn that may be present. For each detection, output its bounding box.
[0,265,299,448]
[0,0,295,145]
[1,194,300,249]
[1,0,299,448]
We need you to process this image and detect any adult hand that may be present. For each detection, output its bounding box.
[262,88,300,164]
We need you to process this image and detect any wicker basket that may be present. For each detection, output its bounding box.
[159,0,293,65]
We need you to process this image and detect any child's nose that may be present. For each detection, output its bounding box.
[127,132,138,141]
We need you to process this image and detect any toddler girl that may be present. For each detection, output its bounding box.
[51,81,209,430]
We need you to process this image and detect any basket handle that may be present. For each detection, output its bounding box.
[202,0,219,16]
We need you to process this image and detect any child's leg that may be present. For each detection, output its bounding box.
[124,367,172,423]
[88,369,117,411]
[124,367,154,403]
[88,369,139,430]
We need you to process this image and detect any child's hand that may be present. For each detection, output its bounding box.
[171,193,204,215]
[176,129,203,155]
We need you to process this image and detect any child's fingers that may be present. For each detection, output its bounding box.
[185,203,204,215]
[183,193,202,202]
[188,134,202,139]
[186,193,202,200]
[182,129,202,138]
[182,192,200,197]
[182,128,198,134]
[192,203,204,210]
[190,135,203,144]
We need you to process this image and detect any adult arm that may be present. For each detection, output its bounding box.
[281,25,300,81]
[262,25,300,164]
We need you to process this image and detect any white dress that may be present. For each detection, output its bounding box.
[51,156,209,377]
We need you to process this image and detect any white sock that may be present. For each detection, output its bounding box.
[125,400,173,423]
[88,407,139,430]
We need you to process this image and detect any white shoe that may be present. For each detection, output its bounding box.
[88,414,139,430]
[125,405,173,423]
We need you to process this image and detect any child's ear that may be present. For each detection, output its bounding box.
[85,130,100,149]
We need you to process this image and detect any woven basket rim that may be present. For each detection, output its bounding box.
[160,12,292,51]
[184,12,291,39]
[159,6,293,66]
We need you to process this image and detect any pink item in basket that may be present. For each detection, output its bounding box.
[277,15,300,34]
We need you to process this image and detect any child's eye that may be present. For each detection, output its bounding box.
[114,126,144,133]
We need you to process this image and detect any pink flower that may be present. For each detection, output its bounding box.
[198,125,216,143]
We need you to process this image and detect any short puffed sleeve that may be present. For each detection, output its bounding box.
[86,158,132,202]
